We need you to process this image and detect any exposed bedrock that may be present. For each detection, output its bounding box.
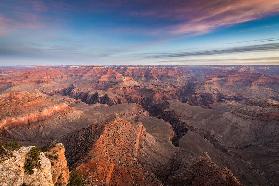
[61,84,115,105]
[0,143,69,186]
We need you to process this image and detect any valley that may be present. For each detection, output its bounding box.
[0,65,278,186]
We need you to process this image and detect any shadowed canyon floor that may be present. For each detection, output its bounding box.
[0,66,278,185]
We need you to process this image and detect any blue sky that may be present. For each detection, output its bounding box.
[0,0,279,65]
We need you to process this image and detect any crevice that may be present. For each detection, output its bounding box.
[140,98,188,147]
[60,84,114,105]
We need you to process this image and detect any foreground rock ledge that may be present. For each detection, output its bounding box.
[0,143,69,186]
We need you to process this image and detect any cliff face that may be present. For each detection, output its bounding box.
[77,118,162,186]
[0,91,72,129]
[46,143,70,185]
[0,103,70,129]
[0,143,69,186]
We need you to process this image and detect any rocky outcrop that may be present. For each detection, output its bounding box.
[169,153,242,186]
[45,143,70,185]
[77,118,162,185]
[0,146,53,186]
[0,143,69,186]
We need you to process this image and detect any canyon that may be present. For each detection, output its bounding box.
[0,65,278,186]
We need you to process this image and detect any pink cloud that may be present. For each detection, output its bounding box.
[123,0,279,35]
[0,1,47,36]
[29,0,48,12]
[0,14,44,36]
[1,0,279,37]
[0,16,12,36]
[168,0,279,35]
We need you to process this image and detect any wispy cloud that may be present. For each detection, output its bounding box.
[147,43,279,58]
[114,0,279,35]
[0,16,9,35]
[158,58,279,65]
[0,0,47,35]
[169,0,279,35]
[1,0,279,65]
[1,1,279,36]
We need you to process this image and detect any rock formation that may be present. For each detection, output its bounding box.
[0,65,278,185]
[0,143,69,186]
[77,118,162,185]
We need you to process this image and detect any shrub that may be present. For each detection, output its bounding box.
[46,153,58,161]
[0,140,20,161]
[4,140,20,151]
[68,170,85,186]
[24,147,41,175]
[0,145,10,159]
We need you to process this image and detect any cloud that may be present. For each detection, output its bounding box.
[0,16,9,35]
[169,0,279,35]
[157,58,279,65]
[0,0,47,36]
[0,15,44,36]
[1,0,279,36]
[147,43,279,58]
[110,0,279,35]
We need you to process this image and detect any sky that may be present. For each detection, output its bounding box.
[0,0,279,65]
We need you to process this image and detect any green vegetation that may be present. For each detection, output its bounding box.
[0,140,21,161]
[0,145,10,160]
[24,147,41,175]
[40,140,58,152]
[40,145,50,152]
[3,140,21,151]
[46,153,58,161]
[68,170,85,186]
